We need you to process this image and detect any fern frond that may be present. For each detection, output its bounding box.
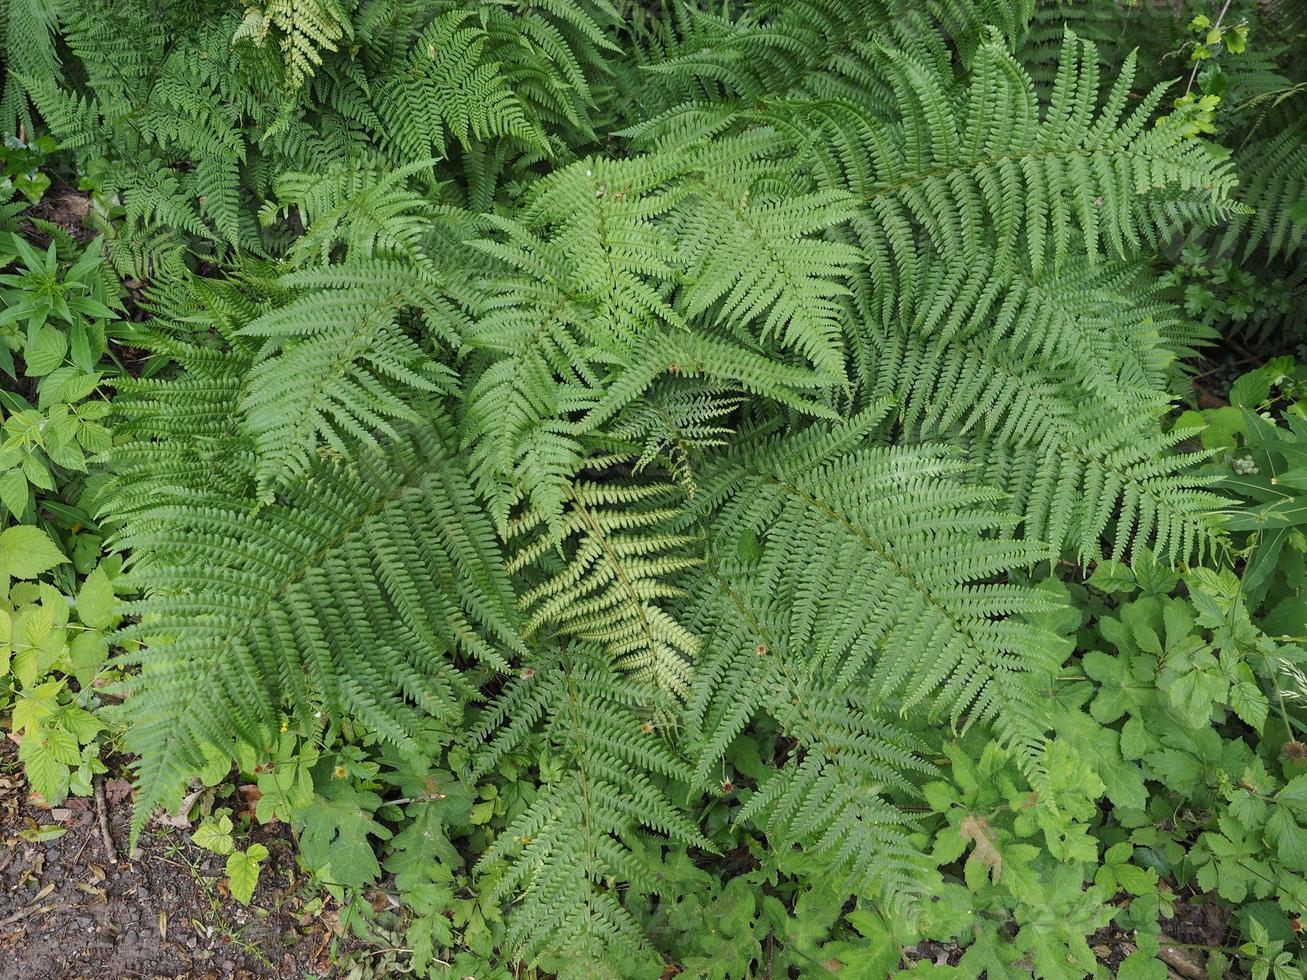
[113,418,522,839]
[461,154,686,530]
[1218,110,1307,261]
[233,0,351,92]
[854,29,1233,305]
[508,476,700,699]
[675,169,861,380]
[259,163,440,266]
[685,410,1062,735]
[0,0,60,135]
[971,414,1224,566]
[471,653,710,972]
[679,409,1064,897]
[237,260,461,495]
[377,9,545,159]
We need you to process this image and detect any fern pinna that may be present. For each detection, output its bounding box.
[45,0,1243,971]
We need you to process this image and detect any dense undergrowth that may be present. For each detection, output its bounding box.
[0,0,1306,976]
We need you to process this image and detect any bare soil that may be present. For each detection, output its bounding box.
[0,741,351,980]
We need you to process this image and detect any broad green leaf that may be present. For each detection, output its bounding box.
[77,565,115,630]
[1265,808,1307,870]
[24,325,67,376]
[297,783,390,888]
[192,814,236,855]
[1087,559,1135,594]
[18,726,78,803]
[68,631,108,689]
[0,525,68,579]
[225,843,268,904]
[0,468,28,516]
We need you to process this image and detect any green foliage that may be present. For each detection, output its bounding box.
[3,0,1307,976]
[0,219,127,806]
[0,134,56,205]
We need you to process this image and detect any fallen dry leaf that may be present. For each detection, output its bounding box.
[155,787,206,829]
[237,784,263,820]
[960,814,1003,882]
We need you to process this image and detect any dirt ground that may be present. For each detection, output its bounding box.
[0,741,353,980]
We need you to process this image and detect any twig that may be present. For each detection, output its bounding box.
[67,828,94,868]
[1184,0,1234,97]
[0,902,58,928]
[1157,933,1206,980]
[93,776,117,865]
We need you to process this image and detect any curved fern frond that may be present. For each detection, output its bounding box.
[113,418,522,838]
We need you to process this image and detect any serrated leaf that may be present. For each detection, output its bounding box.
[225,843,268,904]
[1088,559,1135,593]
[68,631,108,689]
[192,814,235,855]
[18,726,77,803]
[1265,808,1307,870]
[24,325,67,376]
[297,784,390,888]
[1229,678,1269,733]
[0,525,68,579]
[0,468,28,517]
[77,565,115,630]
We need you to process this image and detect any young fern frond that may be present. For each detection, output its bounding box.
[461,154,686,531]
[508,475,701,700]
[233,0,352,93]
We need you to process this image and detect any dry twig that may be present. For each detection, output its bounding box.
[93,776,117,865]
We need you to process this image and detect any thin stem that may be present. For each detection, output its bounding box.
[1184,0,1234,97]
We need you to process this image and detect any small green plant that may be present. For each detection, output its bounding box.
[0,134,55,205]
[190,809,270,905]
[0,216,127,804]
[1,535,115,803]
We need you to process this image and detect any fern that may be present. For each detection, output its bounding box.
[112,415,521,837]
[468,653,711,971]
[233,0,352,92]
[33,2,1258,969]
[508,475,701,699]
[238,261,459,495]
[0,0,60,135]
